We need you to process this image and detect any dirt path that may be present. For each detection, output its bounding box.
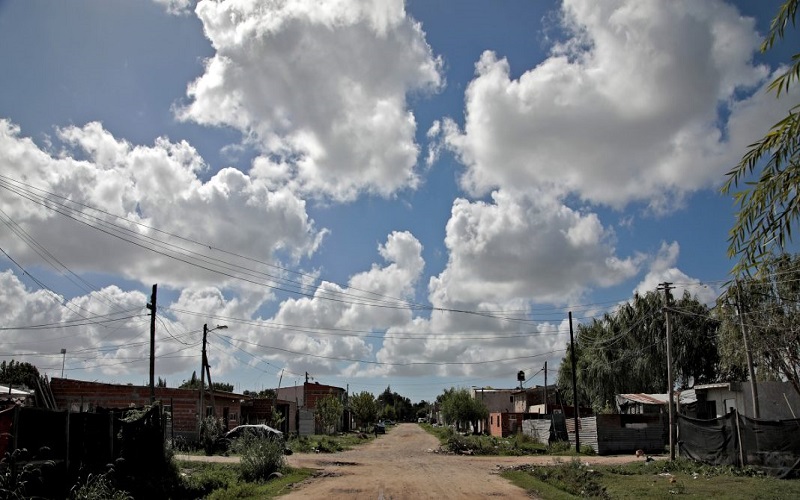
[279,424,645,499]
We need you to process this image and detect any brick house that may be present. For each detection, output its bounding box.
[488,411,526,437]
[240,397,297,435]
[275,381,347,435]
[50,378,244,441]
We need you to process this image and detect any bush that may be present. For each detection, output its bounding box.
[233,434,286,482]
[546,440,572,454]
[199,416,226,456]
[178,462,239,498]
[522,459,609,499]
[70,471,131,500]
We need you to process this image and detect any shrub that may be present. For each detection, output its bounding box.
[199,416,226,456]
[546,440,572,454]
[233,433,286,482]
[70,471,131,500]
[523,459,609,499]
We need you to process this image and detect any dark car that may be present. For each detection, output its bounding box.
[373,422,386,435]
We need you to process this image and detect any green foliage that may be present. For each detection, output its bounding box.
[69,471,131,500]
[508,459,609,499]
[556,290,720,409]
[175,461,323,499]
[507,457,800,499]
[286,433,367,454]
[178,372,233,392]
[0,360,40,388]
[232,433,286,483]
[606,457,766,478]
[437,427,546,456]
[722,0,800,274]
[716,253,800,395]
[438,387,488,432]
[0,448,55,499]
[315,394,344,435]
[177,462,240,498]
[546,440,573,455]
[376,386,414,421]
[199,415,226,456]
[349,391,378,431]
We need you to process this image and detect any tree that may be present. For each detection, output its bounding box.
[438,388,488,433]
[556,290,721,411]
[0,360,41,388]
[716,253,800,396]
[349,391,378,431]
[376,386,413,421]
[722,0,800,273]
[315,394,344,435]
[178,372,233,392]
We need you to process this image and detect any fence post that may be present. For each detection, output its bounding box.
[65,409,70,474]
[734,409,744,467]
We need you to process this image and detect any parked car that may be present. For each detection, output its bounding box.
[382,419,395,426]
[216,424,291,454]
[373,422,386,435]
[224,424,283,441]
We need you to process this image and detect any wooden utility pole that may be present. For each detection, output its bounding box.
[543,361,548,414]
[147,284,157,404]
[201,323,208,419]
[661,282,676,460]
[569,311,580,453]
[735,279,760,418]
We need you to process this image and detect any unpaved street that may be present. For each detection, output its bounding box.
[281,424,642,499]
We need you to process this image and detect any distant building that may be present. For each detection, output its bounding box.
[686,381,800,420]
[275,380,347,435]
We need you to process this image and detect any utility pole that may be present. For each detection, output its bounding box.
[735,279,760,418]
[660,282,676,460]
[543,361,548,414]
[569,311,580,453]
[200,324,227,420]
[147,284,157,404]
[201,324,208,419]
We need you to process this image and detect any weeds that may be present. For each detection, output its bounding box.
[69,470,131,500]
[0,447,55,499]
[233,433,286,482]
[510,459,610,499]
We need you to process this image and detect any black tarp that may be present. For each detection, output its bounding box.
[678,411,800,478]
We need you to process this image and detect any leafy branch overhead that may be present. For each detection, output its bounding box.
[723,0,800,274]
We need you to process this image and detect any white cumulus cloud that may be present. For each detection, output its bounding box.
[177,0,443,201]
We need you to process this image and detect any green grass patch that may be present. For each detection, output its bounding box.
[286,432,373,454]
[419,424,549,456]
[176,460,313,498]
[502,458,800,499]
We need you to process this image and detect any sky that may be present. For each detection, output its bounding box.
[1,0,798,404]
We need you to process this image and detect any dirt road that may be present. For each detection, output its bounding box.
[280,424,643,499]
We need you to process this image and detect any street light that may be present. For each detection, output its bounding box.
[201,324,228,419]
[60,348,66,378]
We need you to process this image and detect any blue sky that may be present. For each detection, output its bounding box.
[0,0,798,403]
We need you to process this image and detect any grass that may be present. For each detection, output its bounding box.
[420,424,574,456]
[502,458,800,499]
[286,432,374,454]
[176,460,314,499]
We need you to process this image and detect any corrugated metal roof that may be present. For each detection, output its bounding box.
[0,384,33,396]
[617,393,669,405]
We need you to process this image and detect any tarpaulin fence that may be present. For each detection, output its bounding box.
[678,410,800,478]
